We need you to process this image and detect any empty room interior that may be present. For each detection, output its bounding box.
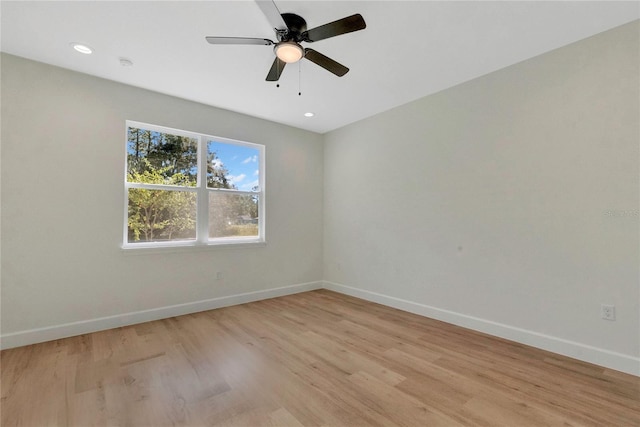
[1,1,639,426]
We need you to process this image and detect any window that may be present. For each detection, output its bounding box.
[124,121,264,248]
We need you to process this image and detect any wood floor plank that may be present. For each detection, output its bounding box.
[2,289,638,426]
[347,370,466,426]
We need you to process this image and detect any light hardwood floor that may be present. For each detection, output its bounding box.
[1,290,638,426]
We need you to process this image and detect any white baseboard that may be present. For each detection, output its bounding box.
[323,281,640,377]
[3,279,638,377]
[0,281,322,350]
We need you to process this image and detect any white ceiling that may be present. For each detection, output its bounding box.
[1,1,638,134]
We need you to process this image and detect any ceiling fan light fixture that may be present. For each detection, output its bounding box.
[275,42,304,63]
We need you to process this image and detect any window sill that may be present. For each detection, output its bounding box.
[121,239,266,255]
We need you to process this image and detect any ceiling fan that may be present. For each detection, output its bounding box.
[205,0,366,82]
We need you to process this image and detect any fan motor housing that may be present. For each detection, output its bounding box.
[281,13,307,41]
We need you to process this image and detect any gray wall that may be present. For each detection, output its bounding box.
[1,54,324,335]
[324,21,639,359]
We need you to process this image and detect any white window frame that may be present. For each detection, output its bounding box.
[123,120,265,249]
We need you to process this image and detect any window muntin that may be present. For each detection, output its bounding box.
[124,121,264,248]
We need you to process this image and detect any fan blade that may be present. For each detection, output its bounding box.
[266,57,286,81]
[304,48,349,77]
[206,37,274,45]
[302,14,366,42]
[255,0,288,32]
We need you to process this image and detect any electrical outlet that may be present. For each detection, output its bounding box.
[601,304,616,321]
[216,271,224,280]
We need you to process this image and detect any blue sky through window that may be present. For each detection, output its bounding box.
[208,140,260,191]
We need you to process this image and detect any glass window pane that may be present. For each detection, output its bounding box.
[127,127,198,187]
[127,188,196,243]
[207,140,260,191]
[209,192,259,239]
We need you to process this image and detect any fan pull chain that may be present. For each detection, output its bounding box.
[298,61,302,96]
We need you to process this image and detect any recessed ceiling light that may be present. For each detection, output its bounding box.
[70,43,93,54]
[119,58,134,67]
[304,112,315,117]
